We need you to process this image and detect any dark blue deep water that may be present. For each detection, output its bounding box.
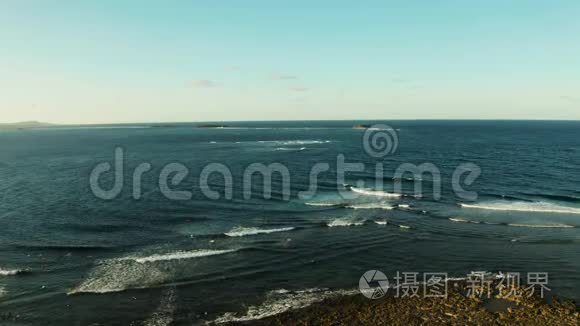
[1,120,579,325]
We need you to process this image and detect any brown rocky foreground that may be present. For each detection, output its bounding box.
[225,282,580,326]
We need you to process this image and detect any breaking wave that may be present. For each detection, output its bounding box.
[0,268,26,276]
[460,201,580,215]
[449,217,481,224]
[326,218,365,227]
[119,249,239,263]
[351,187,402,198]
[215,271,512,324]
[259,140,330,145]
[346,203,394,210]
[69,261,171,294]
[305,202,347,208]
[374,220,388,225]
[212,288,358,324]
[69,249,237,294]
[275,147,306,151]
[225,227,295,237]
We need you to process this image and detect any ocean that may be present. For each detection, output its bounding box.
[1,120,579,325]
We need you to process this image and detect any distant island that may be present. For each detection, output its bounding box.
[0,121,235,130]
[0,121,55,130]
[197,124,228,128]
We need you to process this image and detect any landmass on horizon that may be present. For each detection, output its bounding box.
[3,119,580,131]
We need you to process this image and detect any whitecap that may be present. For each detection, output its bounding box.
[259,140,329,146]
[225,227,295,237]
[119,249,238,263]
[449,217,481,224]
[346,203,394,210]
[279,140,329,145]
[374,220,388,225]
[0,268,24,276]
[460,201,580,215]
[327,218,365,227]
[398,225,411,229]
[305,202,345,207]
[275,147,306,151]
[350,187,402,198]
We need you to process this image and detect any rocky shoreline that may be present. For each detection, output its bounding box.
[222,281,580,325]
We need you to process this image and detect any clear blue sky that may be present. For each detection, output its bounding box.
[1,1,579,123]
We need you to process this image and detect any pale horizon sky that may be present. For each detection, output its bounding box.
[1,1,579,124]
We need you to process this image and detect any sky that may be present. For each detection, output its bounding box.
[1,1,579,124]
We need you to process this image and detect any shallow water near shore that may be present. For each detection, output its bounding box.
[1,120,580,324]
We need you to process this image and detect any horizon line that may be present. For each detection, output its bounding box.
[3,118,580,126]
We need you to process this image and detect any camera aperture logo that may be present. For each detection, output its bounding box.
[359,270,389,299]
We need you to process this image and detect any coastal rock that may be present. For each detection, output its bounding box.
[219,283,580,326]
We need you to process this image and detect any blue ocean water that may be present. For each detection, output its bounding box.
[0,120,579,325]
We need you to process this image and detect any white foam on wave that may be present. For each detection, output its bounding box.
[507,223,575,229]
[120,249,238,263]
[399,224,411,229]
[212,288,358,324]
[259,140,330,146]
[305,202,345,207]
[449,217,481,224]
[397,204,411,209]
[0,268,24,276]
[69,260,171,294]
[0,287,6,298]
[225,227,295,237]
[69,249,237,294]
[327,218,365,227]
[282,140,329,145]
[351,187,402,198]
[275,147,306,151]
[461,201,580,215]
[374,220,388,225]
[346,203,394,210]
